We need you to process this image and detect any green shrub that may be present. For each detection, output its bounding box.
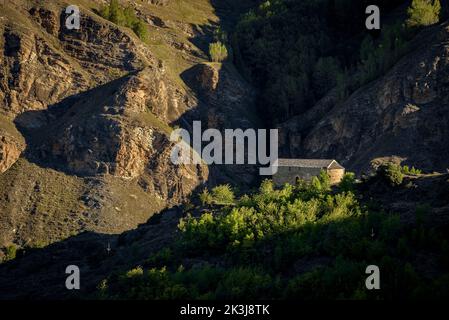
[309,170,331,196]
[178,212,221,250]
[133,20,149,42]
[104,0,124,25]
[123,6,138,25]
[209,42,228,62]
[407,0,441,27]
[237,194,253,207]
[4,245,17,262]
[402,165,422,175]
[259,179,274,195]
[99,0,148,41]
[211,184,235,205]
[199,188,213,206]
[339,172,356,192]
[378,163,404,186]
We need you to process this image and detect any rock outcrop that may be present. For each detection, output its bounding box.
[0,129,24,174]
[180,62,260,186]
[39,67,207,190]
[0,1,153,118]
[195,63,220,92]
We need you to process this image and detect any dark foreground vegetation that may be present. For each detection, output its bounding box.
[97,165,449,300]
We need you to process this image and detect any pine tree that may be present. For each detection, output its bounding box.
[123,6,138,28]
[109,0,125,25]
[133,20,148,42]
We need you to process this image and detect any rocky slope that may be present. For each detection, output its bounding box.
[0,0,259,250]
[280,21,449,174]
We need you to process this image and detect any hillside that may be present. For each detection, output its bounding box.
[0,0,259,251]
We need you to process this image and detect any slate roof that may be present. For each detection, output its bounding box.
[276,159,344,170]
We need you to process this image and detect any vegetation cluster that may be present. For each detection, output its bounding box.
[97,170,449,300]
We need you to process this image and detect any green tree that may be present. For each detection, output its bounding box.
[109,0,125,25]
[407,0,441,27]
[209,42,228,62]
[133,20,148,42]
[123,6,138,27]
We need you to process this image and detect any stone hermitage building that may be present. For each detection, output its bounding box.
[273,159,345,187]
